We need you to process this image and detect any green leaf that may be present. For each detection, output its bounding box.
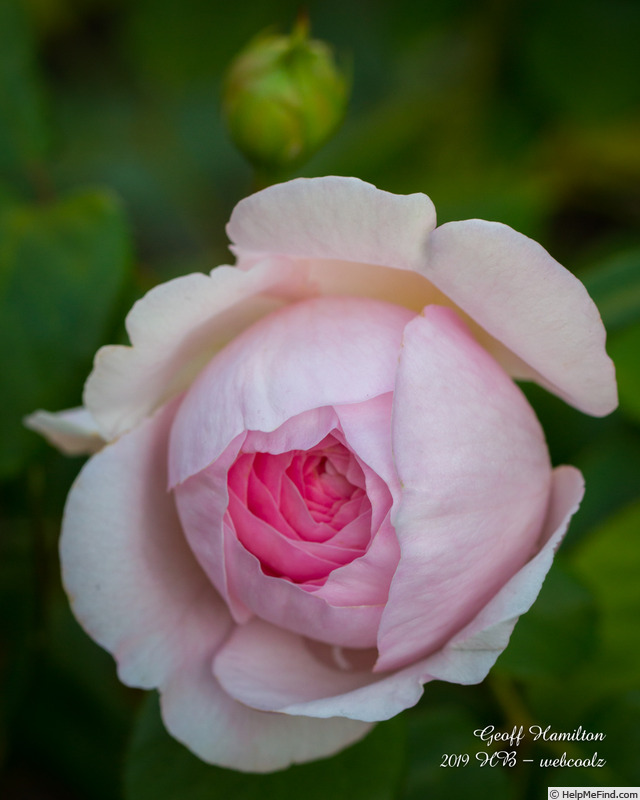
[582,247,640,332]
[570,501,640,694]
[0,188,131,477]
[0,0,48,178]
[493,563,597,680]
[125,693,406,800]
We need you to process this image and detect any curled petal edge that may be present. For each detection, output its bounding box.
[24,407,105,455]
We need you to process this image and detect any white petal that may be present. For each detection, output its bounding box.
[227,175,437,270]
[24,407,104,455]
[83,259,311,440]
[160,624,373,774]
[61,400,221,689]
[422,220,618,416]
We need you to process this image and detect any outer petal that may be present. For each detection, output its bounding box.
[227,175,437,270]
[24,407,104,455]
[213,616,428,723]
[228,177,616,417]
[61,399,370,771]
[169,295,414,487]
[83,258,313,441]
[421,220,618,417]
[160,620,373,774]
[213,620,381,713]
[61,400,220,689]
[212,465,582,723]
[376,306,552,672]
[418,464,584,685]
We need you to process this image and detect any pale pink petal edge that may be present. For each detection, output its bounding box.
[230,178,617,418]
[161,637,373,773]
[423,220,617,417]
[83,259,311,441]
[25,407,105,455]
[227,175,437,271]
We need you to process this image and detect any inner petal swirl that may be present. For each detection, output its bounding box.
[226,435,373,583]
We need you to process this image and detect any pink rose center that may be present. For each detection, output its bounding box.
[226,435,373,584]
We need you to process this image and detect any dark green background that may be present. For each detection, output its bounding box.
[1,0,639,797]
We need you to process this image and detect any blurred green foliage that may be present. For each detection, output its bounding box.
[0,189,131,476]
[0,0,48,183]
[0,0,638,798]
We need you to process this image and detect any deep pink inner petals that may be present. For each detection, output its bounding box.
[226,434,373,584]
[226,452,254,505]
[279,476,336,542]
[227,491,344,581]
[246,469,298,539]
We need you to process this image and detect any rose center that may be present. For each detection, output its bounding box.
[226,436,372,583]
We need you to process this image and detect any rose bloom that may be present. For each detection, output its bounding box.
[27,178,617,773]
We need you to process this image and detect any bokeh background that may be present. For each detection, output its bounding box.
[1,0,639,798]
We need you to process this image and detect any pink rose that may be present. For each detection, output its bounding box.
[27,177,617,773]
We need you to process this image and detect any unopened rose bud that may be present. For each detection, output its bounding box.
[223,19,348,174]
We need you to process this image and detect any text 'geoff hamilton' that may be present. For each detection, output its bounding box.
[474,726,606,748]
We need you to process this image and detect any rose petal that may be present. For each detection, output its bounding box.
[162,629,373,773]
[84,258,313,441]
[242,406,340,457]
[213,466,582,723]
[227,176,436,271]
[244,457,307,540]
[312,511,400,607]
[224,534,385,646]
[277,472,370,546]
[60,400,223,690]
[212,614,427,723]
[418,464,584,685]
[229,177,616,416]
[376,305,552,672]
[226,489,367,581]
[173,408,341,619]
[172,433,253,625]
[24,407,104,455]
[333,394,400,506]
[174,375,401,644]
[169,295,414,487]
[173,405,387,642]
[60,400,371,772]
[213,619,380,714]
[421,220,618,416]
